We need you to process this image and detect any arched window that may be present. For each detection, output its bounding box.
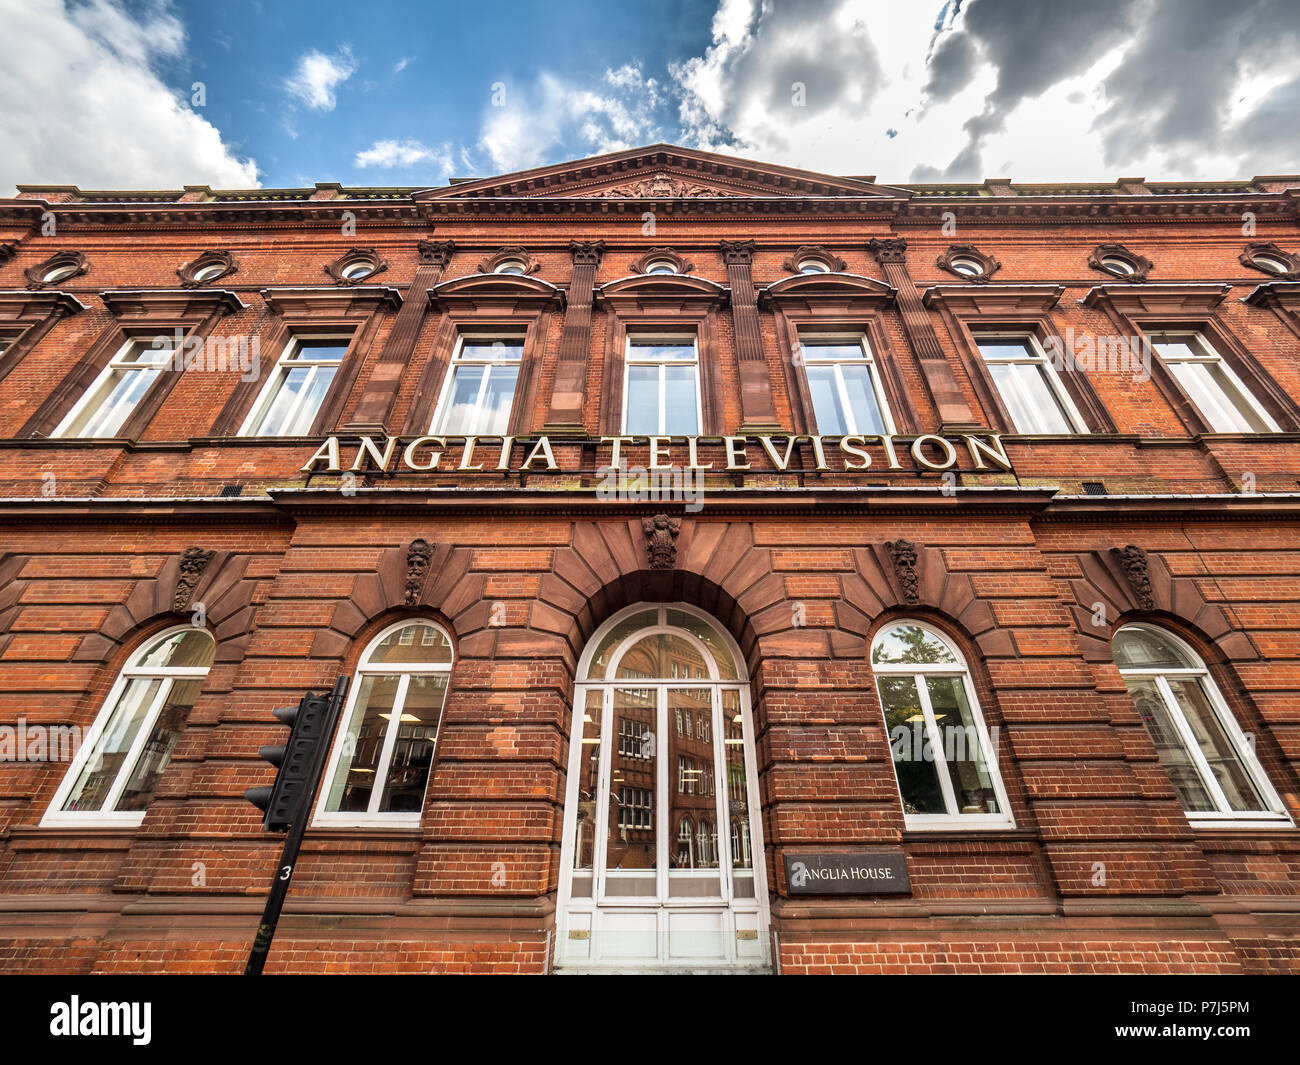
[317,620,453,826]
[677,817,694,867]
[871,622,1013,828]
[1113,624,1289,824]
[44,626,215,825]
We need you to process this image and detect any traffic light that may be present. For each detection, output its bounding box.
[244,691,333,831]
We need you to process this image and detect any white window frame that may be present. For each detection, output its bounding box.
[428,333,525,435]
[340,260,375,280]
[1114,624,1291,827]
[872,621,1015,831]
[52,336,177,439]
[43,263,79,284]
[313,619,454,829]
[798,331,896,435]
[621,334,702,435]
[972,331,1088,435]
[191,263,227,282]
[1147,331,1281,434]
[42,625,214,828]
[238,332,352,438]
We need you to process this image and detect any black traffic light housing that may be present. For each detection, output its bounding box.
[245,691,334,831]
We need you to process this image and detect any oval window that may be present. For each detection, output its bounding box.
[1253,253,1290,274]
[42,262,79,284]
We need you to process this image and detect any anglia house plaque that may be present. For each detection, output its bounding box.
[784,851,911,896]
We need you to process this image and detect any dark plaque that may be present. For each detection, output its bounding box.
[784,851,911,896]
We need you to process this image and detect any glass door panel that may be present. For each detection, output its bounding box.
[722,689,756,899]
[668,687,720,898]
[605,687,657,898]
[570,688,604,898]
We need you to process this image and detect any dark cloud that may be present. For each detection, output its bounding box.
[1094,0,1300,173]
[1228,73,1300,171]
[913,0,1300,181]
[922,29,978,103]
[915,0,1135,180]
[962,0,1133,113]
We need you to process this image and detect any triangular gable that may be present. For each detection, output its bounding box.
[418,144,907,200]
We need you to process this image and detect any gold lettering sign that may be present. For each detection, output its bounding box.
[301,434,1014,476]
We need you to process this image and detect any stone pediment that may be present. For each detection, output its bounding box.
[418,144,904,201]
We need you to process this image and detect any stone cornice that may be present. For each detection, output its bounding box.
[99,287,247,318]
[922,284,1065,314]
[1081,282,1230,315]
[0,289,88,318]
[759,272,896,307]
[3,188,1295,229]
[426,272,565,311]
[1245,280,1300,307]
[259,284,403,316]
[5,487,1299,525]
[594,273,729,310]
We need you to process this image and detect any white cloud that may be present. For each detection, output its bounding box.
[479,64,663,173]
[0,0,257,193]
[354,137,455,178]
[393,56,414,74]
[668,0,1300,182]
[284,46,356,112]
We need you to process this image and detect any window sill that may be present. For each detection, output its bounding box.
[38,814,146,830]
[310,815,422,830]
[1187,814,1294,830]
[903,815,1017,832]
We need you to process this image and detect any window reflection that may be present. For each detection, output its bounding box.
[319,621,453,822]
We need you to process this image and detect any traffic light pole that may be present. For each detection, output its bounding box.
[244,675,349,976]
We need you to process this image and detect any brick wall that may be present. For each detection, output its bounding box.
[1,159,1298,973]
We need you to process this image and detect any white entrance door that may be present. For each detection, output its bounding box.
[555,605,770,972]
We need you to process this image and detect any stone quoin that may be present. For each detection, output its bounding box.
[0,145,1298,975]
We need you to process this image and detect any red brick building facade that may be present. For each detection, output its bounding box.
[1,145,1299,974]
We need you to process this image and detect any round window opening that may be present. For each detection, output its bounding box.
[494,259,526,275]
[341,261,375,280]
[42,263,79,284]
[1254,253,1290,275]
[1100,255,1136,277]
[192,263,226,282]
[950,257,984,278]
[798,259,830,274]
[645,260,677,275]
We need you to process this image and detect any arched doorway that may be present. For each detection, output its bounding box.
[555,604,770,972]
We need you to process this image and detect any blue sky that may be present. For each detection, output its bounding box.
[176,0,714,186]
[1,0,1298,193]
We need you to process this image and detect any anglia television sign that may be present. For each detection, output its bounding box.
[299,432,1015,476]
[784,851,912,896]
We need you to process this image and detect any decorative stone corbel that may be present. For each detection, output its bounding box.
[642,515,681,570]
[885,539,920,605]
[404,538,435,605]
[1110,545,1155,610]
[173,547,216,612]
